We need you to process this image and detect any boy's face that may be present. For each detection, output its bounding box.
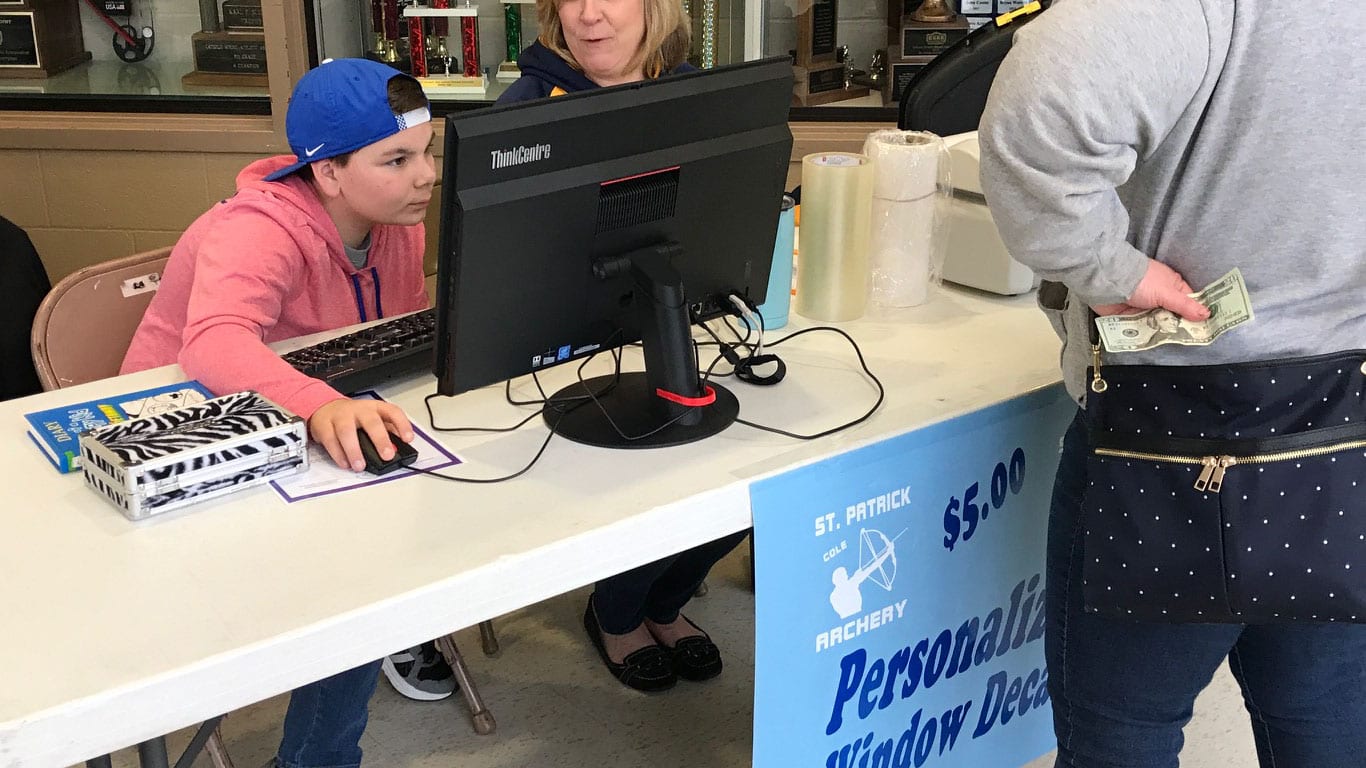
[330,122,437,229]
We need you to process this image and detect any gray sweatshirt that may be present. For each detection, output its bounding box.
[979,0,1366,402]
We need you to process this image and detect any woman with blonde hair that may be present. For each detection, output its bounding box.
[497,0,693,101]
[497,0,747,694]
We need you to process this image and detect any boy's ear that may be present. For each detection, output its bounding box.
[310,158,343,198]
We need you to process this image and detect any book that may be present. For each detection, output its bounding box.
[24,381,214,473]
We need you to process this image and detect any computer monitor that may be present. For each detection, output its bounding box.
[433,58,794,449]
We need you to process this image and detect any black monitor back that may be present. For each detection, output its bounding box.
[434,59,794,397]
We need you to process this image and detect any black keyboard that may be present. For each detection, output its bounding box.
[282,309,437,395]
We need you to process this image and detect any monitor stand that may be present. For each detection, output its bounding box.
[545,243,739,449]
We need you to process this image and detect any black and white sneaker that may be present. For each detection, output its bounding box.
[381,641,458,701]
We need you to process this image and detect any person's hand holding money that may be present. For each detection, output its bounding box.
[1092,266,1253,353]
[1092,258,1211,321]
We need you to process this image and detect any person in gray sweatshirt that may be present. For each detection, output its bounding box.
[979,2,1366,766]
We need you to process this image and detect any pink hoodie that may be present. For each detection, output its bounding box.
[121,156,429,419]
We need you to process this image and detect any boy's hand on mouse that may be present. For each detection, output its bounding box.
[309,398,416,471]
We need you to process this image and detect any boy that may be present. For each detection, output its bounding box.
[123,57,431,474]
[121,58,451,766]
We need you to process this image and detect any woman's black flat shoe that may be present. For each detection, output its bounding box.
[583,600,676,692]
[667,617,723,682]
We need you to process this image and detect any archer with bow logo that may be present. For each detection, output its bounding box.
[829,528,905,620]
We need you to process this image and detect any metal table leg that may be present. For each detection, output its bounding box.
[172,716,228,768]
[85,715,231,768]
[137,737,170,768]
[477,620,499,656]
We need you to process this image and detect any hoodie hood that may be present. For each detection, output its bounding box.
[232,155,360,276]
[497,41,698,104]
[515,41,600,94]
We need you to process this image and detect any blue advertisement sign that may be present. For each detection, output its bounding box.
[752,385,1075,768]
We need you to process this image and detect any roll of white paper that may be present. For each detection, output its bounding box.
[862,129,950,309]
[870,196,935,307]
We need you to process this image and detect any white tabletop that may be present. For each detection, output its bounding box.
[0,286,1061,768]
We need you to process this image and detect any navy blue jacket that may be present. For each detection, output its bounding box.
[496,41,697,104]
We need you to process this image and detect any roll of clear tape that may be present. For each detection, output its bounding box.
[796,152,873,322]
[862,129,951,310]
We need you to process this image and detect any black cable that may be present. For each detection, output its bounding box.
[733,325,884,440]
[696,320,743,376]
[405,422,559,484]
[503,377,546,407]
[423,392,545,433]
[571,346,695,441]
[414,312,883,480]
[415,331,627,481]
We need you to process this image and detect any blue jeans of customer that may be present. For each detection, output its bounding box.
[274,659,382,768]
[1048,411,1366,768]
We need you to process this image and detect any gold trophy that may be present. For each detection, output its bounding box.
[911,0,955,22]
[898,0,969,58]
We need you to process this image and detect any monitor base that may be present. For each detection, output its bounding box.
[545,372,738,449]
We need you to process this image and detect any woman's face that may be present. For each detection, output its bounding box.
[558,0,647,87]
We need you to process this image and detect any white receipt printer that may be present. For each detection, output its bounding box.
[941,131,1038,296]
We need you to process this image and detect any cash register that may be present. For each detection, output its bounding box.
[940,131,1037,296]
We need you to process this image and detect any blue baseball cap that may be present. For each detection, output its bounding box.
[265,58,432,182]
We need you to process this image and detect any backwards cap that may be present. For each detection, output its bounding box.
[265,58,431,182]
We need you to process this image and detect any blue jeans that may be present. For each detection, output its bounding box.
[274,659,382,768]
[593,531,748,634]
[1049,411,1366,768]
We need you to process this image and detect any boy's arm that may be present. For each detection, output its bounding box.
[977,0,1211,307]
[180,214,419,470]
[177,212,343,420]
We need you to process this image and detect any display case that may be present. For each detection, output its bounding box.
[306,0,1017,116]
[0,0,1024,117]
[0,0,276,112]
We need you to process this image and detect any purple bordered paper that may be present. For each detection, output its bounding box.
[270,390,461,503]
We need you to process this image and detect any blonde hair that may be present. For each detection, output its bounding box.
[537,0,691,80]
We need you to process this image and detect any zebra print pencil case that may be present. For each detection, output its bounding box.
[78,390,309,520]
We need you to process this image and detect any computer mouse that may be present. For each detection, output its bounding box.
[355,430,419,475]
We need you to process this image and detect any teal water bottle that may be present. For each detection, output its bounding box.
[752,194,796,330]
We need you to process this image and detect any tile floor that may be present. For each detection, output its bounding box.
[93,547,1258,768]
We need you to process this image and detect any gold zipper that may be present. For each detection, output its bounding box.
[1095,439,1366,492]
[1090,343,1107,393]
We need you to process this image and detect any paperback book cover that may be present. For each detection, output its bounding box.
[24,381,214,472]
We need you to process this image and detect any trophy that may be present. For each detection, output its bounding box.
[0,0,90,77]
[182,0,267,88]
[898,0,968,58]
[849,47,885,91]
[366,0,402,65]
[495,0,533,81]
[402,0,485,94]
[686,0,716,69]
[790,0,868,105]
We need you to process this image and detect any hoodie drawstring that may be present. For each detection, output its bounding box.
[348,270,384,324]
[370,266,384,319]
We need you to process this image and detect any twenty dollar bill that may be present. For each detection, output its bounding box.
[1095,268,1254,353]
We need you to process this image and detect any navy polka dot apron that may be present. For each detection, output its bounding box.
[1081,350,1366,623]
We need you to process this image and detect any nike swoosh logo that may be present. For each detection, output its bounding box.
[303,143,325,157]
